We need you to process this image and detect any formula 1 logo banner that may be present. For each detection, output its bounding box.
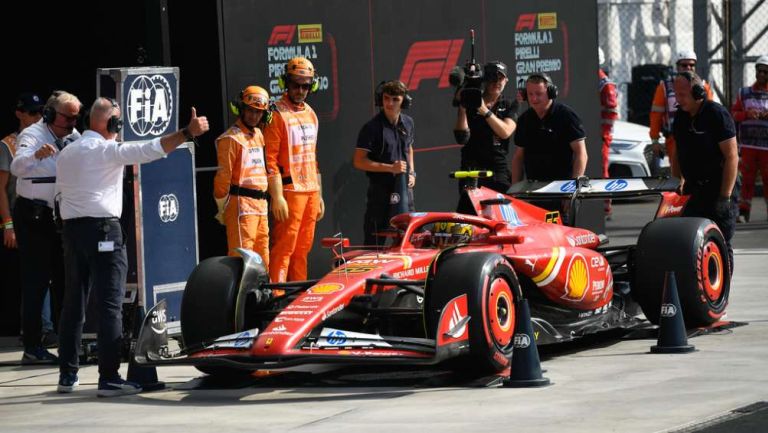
[122,72,178,142]
[399,39,464,91]
[266,24,340,121]
[513,12,570,98]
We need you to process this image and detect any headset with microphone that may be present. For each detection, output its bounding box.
[520,72,559,101]
[374,80,412,109]
[676,71,707,101]
[277,57,320,93]
[229,86,274,126]
[105,98,123,134]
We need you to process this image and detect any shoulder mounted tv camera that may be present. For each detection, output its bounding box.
[450,29,484,111]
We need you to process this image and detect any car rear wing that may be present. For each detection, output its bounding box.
[506,176,680,200]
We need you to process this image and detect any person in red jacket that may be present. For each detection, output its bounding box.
[598,48,618,217]
[731,55,768,222]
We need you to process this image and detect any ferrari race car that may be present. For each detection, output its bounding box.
[135,174,730,377]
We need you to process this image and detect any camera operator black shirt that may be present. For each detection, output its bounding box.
[514,101,586,181]
[672,99,736,193]
[461,97,519,180]
[356,111,415,185]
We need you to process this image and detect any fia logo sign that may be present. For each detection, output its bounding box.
[158,194,179,223]
[127,74,173,137]
[660,303,677,318]
[513,333,531,348]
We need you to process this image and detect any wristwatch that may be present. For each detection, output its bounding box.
[182,128,194,141]
[484,110,494,119]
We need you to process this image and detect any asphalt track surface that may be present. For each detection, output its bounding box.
[0,198,766,433]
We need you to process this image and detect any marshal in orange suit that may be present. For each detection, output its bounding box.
[214,86,272,267]
[263,57,325,282]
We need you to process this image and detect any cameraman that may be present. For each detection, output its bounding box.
[453,61,518,210]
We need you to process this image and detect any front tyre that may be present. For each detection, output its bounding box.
[426,252,521,374]
[181,256,247,376]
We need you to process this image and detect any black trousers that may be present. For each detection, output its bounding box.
[59,217,127,380]
[0,235,21,336]
[13,197,64,350]
[363,182,414,246]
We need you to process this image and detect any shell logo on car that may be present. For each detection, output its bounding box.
[308,283,344,295]
[563,254,589,301]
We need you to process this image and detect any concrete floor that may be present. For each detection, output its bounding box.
[1,199,766,433]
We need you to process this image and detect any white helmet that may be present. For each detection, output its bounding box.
[756,55,768,67]
[675,50,697,63]
[598,47,605,66]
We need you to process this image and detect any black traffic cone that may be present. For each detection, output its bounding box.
[127,305,166,391]
[650,271,696,354]
[503,299,551,388]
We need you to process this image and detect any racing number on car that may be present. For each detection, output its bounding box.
[545,211,561,224]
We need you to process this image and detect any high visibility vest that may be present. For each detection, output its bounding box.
[738,86,768,150]
[214,122,269,215]
[271,97,320,192]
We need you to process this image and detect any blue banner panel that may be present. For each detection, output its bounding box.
[138,146,198,330]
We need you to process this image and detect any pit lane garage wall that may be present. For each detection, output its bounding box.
[218,0,603,277]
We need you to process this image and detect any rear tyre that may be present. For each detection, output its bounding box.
[181,256,249,376]
[426,252,520,374]
[633,218,730,327]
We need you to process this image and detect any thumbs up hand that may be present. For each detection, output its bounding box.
[187,107,210,137]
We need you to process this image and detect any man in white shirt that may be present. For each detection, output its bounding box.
[10,90,81,364]
[55,97,209,397]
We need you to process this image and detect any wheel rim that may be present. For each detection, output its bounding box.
[701,240,724,302]
[488,277,515,348]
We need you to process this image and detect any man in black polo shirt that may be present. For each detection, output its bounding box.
[671,72,739,269]
[353,80,415,246]
[512,73,588,210]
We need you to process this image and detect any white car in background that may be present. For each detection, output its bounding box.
[609,120,670,178]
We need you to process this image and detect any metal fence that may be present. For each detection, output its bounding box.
[598,0,768,122]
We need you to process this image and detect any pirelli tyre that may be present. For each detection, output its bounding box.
[633,217,730,327]
[426,251,521,374]
[181,256,246,376]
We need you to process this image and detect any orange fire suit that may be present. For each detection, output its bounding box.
[263,94,321,282]
[650,77,713,171]
[214,119,270,265]
[731,84,768,220]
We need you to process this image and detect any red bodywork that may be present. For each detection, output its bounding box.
[188,186,614,363]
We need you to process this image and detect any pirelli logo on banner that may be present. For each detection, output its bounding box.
[298,24,322,43]
[538,13,557,30]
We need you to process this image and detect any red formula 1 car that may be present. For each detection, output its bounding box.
[135,175,730,377]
